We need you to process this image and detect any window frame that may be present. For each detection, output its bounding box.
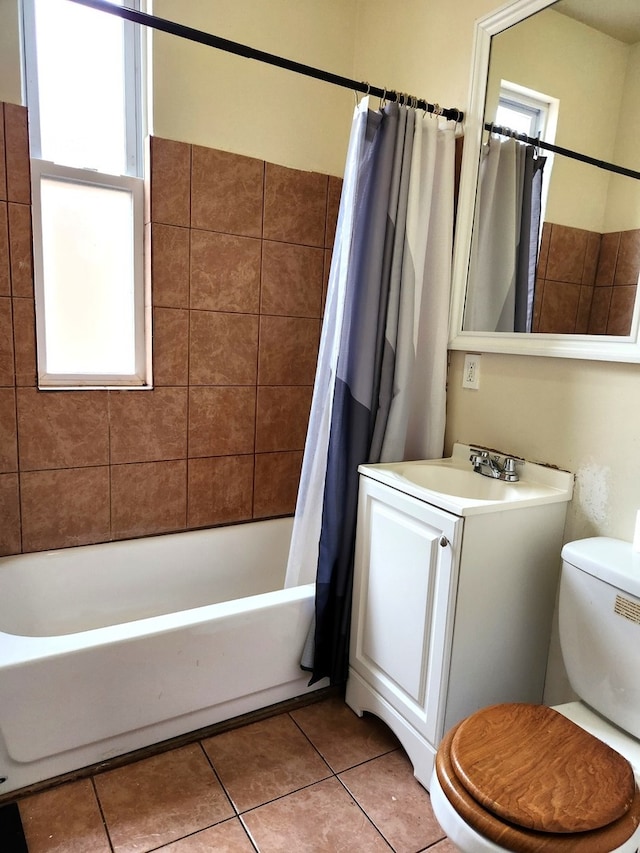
[22,0,150,389]
[497,80,559,146]
[30,159,147,388]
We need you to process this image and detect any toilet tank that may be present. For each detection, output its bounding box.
[560,537,640,741]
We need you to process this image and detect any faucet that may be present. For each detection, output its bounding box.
[469,449,520,482]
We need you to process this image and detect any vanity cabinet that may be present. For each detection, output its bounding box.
[346,447,572,789]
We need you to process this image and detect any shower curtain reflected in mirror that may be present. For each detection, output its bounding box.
[285,97,457,685]
[463,135,546,333]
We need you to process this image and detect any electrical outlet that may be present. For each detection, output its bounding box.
[462,353,480,389]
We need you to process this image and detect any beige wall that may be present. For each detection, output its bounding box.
[150,0,358,176]
[0,0,22,106]
[606,42,640,231]
[487,9,629,233]
[352,0,493,114]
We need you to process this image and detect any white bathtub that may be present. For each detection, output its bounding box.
[0,518,324,796]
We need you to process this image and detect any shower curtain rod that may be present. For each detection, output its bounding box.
[66,0,464,122]
[485,123,640,182]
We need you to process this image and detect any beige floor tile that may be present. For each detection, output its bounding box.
[13,699,459,853]
[339,750,446,853]
[242,777,392,852]
[291,696,400,772]
[19,778,111,853]
[202,712,331,812]
[93,743,233,853]
[158,817,256,851]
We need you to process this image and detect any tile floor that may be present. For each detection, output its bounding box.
[14,695,456,853]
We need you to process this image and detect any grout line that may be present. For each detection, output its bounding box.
[250,160,268,520]
[334,773,394,851]
[237,816,262,853]
[5,193,24,555]
[196,741,237,817]
[286,712,335,776]
[184,146,193,532]
[90,777,115,853]
[234,771,335,817]
[107,390,112,540]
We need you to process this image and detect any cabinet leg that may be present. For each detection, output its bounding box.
[346,669,436,790]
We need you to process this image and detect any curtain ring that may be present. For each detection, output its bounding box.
[380,87,387,109]
[356,81,370,107]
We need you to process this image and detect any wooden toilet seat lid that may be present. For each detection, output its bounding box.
[437,719,640,853]
[450,703,636,833]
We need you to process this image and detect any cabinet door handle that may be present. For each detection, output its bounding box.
[439,535,449,547]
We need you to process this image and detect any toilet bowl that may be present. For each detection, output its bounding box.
[430,703,640,853]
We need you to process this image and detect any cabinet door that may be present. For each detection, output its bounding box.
[349,476,461,746]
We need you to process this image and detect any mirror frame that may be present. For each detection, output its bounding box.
[448,0,640,362]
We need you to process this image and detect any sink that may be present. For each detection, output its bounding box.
[393,462,529,500]
[358,444,573,516]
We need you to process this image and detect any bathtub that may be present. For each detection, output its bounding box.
[0,518,325,796]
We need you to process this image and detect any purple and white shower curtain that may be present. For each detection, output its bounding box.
[285,97,456,685]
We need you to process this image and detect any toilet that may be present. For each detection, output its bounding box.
[430,537,640,852]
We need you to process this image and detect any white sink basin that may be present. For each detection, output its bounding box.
[393,463,531,500]
[359,444,573,516]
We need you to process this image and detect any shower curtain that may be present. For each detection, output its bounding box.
[285,97,456,686]
[463,135,545,332]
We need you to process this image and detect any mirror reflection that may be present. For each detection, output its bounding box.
[463,0,640,336]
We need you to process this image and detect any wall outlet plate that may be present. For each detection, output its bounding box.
[462,353,480,389]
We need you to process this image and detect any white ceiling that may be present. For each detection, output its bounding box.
[554,0,640,45]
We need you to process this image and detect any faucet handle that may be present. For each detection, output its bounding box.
[469,449,486,470]
[502,456,520,481]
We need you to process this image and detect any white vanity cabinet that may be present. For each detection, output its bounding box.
[346,444,573,789]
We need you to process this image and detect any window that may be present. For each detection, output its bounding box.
[496,94,547,139]
[22,0,148,388]
[495,81,559,231]
[495,81,558,145]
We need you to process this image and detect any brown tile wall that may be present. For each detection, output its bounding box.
[0,102,340,554]
[590,229,640,336]
[534,221,640,335]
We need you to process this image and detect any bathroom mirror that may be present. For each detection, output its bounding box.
[449,0,640,361]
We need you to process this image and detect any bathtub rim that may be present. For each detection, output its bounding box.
[0,581,316,666]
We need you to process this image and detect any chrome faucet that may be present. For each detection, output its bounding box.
[469,449,520,482]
